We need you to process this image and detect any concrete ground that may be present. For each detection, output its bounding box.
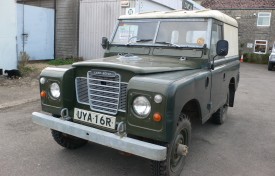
[0,63,274,176]
[0,61,49,109]
[0,83,39,109]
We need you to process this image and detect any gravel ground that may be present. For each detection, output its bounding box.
[0,62,51,108]
[0,62,50,87]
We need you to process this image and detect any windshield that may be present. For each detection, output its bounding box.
[156,21,208,47]
[112,21,158,45]
[112,20,209,48]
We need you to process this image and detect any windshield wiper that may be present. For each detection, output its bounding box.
[155,41,205,49]
[125,39,153,46]
[136,39,153,43]
[126,39,153,46]
[155,41,181,47]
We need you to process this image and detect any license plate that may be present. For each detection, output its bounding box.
[74,108,116,129]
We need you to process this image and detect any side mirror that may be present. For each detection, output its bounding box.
[216,40,229,56]
[101,37,109,49]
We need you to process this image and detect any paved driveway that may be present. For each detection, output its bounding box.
[0,63,274,176]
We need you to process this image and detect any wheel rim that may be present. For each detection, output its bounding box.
[170,128,188,172]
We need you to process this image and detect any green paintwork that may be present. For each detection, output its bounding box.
[38,15,240,144]
[72,55,202,74]
[40,66,75,116]
[39,55,239,142]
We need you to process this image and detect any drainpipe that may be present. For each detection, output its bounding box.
[22,0,25,52]
[54,0,57,59]
[77,0,80,58]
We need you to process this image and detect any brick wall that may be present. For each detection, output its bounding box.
[199,0,275,54]
[220,9,275,54]
[201,0,275,9]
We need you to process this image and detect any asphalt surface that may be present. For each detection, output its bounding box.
[0,63,275,176]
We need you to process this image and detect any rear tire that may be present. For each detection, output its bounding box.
[212,90,229,125]
[268,63,272,71]
[151,113,191,176]
[51,130,87,149]
[212,104,228,124]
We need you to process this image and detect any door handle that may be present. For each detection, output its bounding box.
[223,73,226,81]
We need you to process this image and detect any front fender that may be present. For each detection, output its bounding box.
[39,66,75,115]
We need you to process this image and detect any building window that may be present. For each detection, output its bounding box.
[257,12,271,26]
[182,0,193,10]
[254,40,268,54]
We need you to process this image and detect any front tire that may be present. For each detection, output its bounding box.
[151,113,191,176]
[51,130,87,149]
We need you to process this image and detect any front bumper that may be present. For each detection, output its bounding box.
[32,112,167,161]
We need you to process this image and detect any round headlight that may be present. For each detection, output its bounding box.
[133,96,151,118]
[50,83,60,98]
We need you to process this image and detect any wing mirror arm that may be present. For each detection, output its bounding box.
[211,55,217,70]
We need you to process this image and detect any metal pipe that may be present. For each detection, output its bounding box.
[54,0,57,59]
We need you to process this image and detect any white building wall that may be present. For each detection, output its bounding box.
[0,0,17,71]
[136,0,181,13]
[148,0,204,11]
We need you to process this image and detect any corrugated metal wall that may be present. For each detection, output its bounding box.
[79,0,123,60]
[79,0,204,60]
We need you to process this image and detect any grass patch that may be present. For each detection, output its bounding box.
[20,66,38,76]
[48,57,83,66]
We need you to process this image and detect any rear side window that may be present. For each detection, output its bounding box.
[210,23,222,59]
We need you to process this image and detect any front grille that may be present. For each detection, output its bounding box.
[75,77,89,105]
[75,70,128,115]
[119,83,127,112]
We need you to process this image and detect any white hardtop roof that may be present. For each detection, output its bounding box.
[119,10,238,27]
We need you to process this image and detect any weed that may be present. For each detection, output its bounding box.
[18,52,35,76]
[48,57,83,66]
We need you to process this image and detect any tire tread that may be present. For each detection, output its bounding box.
[51,130,87,149]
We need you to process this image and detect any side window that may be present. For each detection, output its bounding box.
[210,23,222,59]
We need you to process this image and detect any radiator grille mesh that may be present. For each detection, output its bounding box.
[75,71,127,114]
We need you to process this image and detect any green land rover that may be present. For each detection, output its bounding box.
[32,10,240,176]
